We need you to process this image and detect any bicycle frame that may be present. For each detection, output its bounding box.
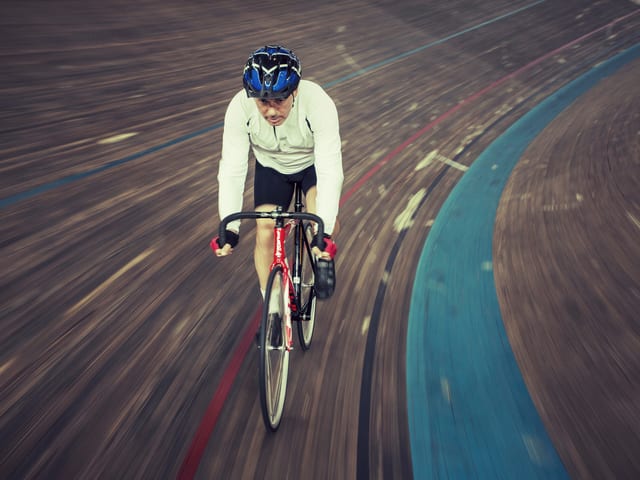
[271,215,296,349]
[218,186,324,350]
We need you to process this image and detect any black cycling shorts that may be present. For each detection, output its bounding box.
[254,161,317,209]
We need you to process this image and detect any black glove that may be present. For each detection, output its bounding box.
[215,229,239,249]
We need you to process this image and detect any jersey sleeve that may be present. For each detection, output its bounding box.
[217,91,251,233]
[306,85,344,235]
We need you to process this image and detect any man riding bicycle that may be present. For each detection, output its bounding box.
[212,45,344,300]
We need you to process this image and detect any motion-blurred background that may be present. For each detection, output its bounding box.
[2,1,639,478]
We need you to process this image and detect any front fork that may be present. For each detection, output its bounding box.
[284,271,295,351]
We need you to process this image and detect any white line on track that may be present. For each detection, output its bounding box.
[415,149,469,171]
[627,211,640,230]
[98,132,138,145]
[394,189,427,232]
[67,248,155,316]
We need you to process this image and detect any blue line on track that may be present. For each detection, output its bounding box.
[0,123,223,209]
[323,0,546,88]
[1,1,547,210]
[406,44,640,479]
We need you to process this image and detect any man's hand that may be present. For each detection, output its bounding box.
[311,233,337,260]
[210,230,239,257]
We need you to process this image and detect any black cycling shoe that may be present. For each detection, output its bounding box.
[315,258,336,300]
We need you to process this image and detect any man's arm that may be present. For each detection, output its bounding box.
[308,86,344,236]
[218,91,251,234]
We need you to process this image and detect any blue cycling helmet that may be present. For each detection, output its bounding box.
[243,45,301,99]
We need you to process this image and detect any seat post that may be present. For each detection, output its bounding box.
[293,183,304,213]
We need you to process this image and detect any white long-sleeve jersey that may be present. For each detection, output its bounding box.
[217,79,344,234]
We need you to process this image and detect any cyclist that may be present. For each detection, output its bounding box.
[211,45,344,300]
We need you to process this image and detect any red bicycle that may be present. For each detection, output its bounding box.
[217,184,322,431]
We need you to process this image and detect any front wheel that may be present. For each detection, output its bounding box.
[297,223,317,350]
[259,264,289,432]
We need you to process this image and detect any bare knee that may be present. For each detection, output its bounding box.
[255,219,274,252]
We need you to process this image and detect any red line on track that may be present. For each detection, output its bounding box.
[177,310,261,480]
[177,9,640,479]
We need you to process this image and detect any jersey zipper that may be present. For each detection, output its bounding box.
[273,126,281,151]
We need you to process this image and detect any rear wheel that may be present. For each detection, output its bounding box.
[259,264,289,432]
[297,223,316,350]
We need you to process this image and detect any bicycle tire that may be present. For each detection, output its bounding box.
[259,264,289,432]
[297,222,317,350]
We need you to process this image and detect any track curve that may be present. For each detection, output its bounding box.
[494,54,640,478]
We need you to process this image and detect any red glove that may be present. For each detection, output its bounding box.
[311,234,337,259]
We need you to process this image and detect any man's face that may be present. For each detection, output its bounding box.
[255,91,296,126]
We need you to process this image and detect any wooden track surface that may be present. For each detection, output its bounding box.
[494,58,640,478]
[1,1,639,478]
